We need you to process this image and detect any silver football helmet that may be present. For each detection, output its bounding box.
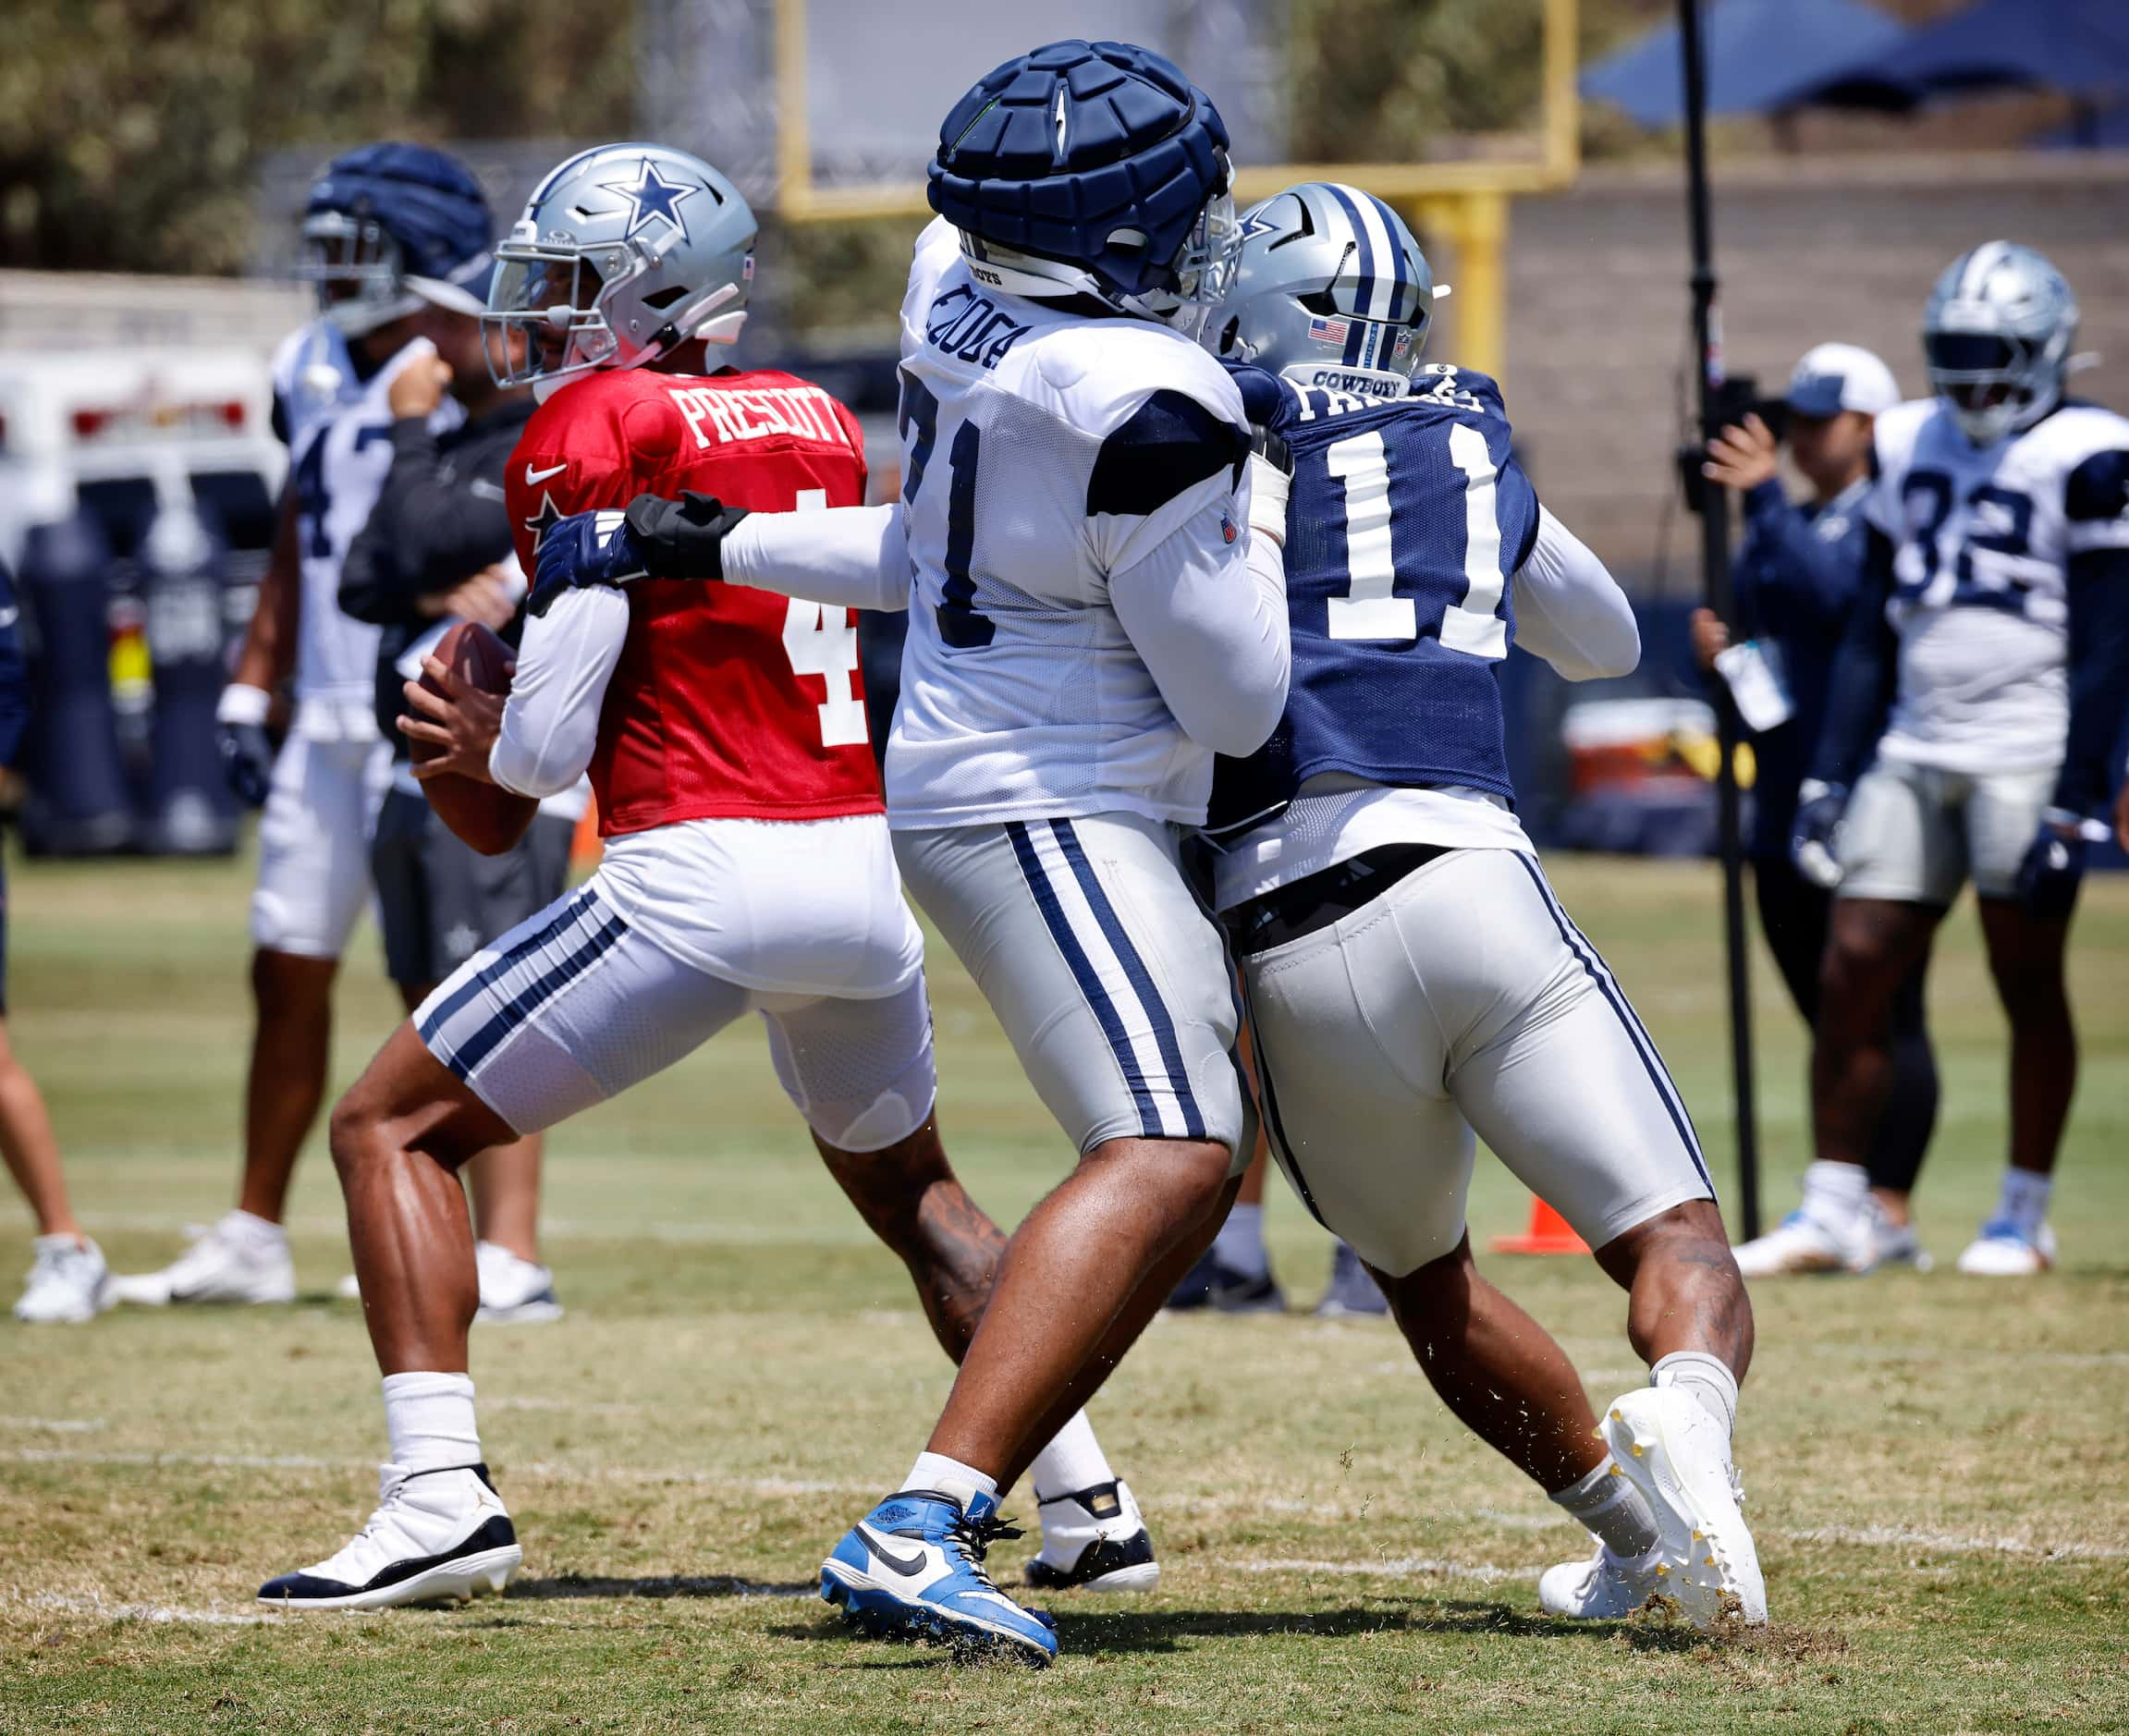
[484,143,756,395]
[1923,241,2078,446]
[1206,182,1445,400]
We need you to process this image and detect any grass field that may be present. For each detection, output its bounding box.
[2,846,2125,1734]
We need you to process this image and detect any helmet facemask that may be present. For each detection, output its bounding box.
[1925,325,2068,446]
[299,211,417,336]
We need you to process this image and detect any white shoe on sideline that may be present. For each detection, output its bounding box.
[473,1241,563,1325]
[1732,1207,1871,1278]
[14,1236,113,1324]
[1954,1219,2056,1277]
[1545,1388,1767,1629]
[108,1211,295,1306]
[257,1462,520,1610]
[1867,1205,1932,1272]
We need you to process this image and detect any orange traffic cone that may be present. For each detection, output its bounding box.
[1490,1195,1589,1255]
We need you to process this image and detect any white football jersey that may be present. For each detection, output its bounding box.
[270,323,463,734]
[1866,396,2129,775]
[885,219,1252,828]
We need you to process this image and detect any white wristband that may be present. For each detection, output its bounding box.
[216,683,272,727]
[1245,452,1290,549]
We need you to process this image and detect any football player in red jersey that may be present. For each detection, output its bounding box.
[257,145,1149,1610]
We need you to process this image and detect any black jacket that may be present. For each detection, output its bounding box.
[340,396,538,757]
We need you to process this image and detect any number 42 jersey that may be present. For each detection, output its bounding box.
[1867,395,2129,775]
[1210,364,1542,839]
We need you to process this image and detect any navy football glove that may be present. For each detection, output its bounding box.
[528,508,647,618]
[527,493,752,618]
[214,684,275,807]
[2013,811,2094,923]
[1790,778,1849,890]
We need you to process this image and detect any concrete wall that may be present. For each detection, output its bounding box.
[1487,152,2129,590]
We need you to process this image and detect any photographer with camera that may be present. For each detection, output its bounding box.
[1693,345,1939,1278]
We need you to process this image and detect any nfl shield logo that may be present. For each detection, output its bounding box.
[1307,314,1348,346]
[1220,513,1238,544]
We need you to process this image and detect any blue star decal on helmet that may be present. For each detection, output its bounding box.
[600,157,698,243]
[1239,206,1282,242]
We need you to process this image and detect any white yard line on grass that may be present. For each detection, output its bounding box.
[5,1591,284,1626]
[1239,1555,1546,1583]
[0,1415,104,1433]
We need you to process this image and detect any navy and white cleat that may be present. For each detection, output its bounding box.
[820,1487,1058,1666]
[1165,1247,1285,1314]
[1025,1479,1158,1593]
[258,1462,521,1610]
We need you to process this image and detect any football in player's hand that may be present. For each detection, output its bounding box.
[415,620,538,857]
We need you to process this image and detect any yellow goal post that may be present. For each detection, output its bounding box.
[768,0,1581,384]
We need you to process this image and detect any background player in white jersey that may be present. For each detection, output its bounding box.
[1193,183,1761,1628]
[1790,242,2129,1277]
[533,42,1291,1664]
[113,146,514,1308]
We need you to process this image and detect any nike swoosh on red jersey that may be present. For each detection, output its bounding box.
[524,461,569,485]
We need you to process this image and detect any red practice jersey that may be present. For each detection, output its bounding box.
[507,366,882,837]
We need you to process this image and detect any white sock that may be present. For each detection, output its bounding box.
[1212,1202,1268,1279]
[224,1208,287,1248]
[1799,1160,1868,1227]
[1551,1454,1659,1560]
[1651,1351,1739,1440]
[1028,1411,1115,1504]
[901,1451,997,1511]
[382,1372,482,1473]
[1995,1168,2052,1238]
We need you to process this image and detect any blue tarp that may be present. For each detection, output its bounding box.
[1580,0,1908,128]
[1771,0,2129,110]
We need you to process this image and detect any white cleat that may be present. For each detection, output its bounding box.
[1023,1479,1159,1594]
[257,1462,521,1610]
[1867,1207,1933,1273]
[1732,1208,1871,1278]
[1542,1388,1767,1629]
[472,1241,564,1325]
[108,1211,296,1306]
[1954,1220,2056,1277]
[14,1236,113,1324]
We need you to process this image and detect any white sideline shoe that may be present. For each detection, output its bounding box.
[257,1462,520,1610]
[1023,1480,1159,1593]
[1867,1206,1932,1273]
[14,1236,113,1324]
[109,1212,295,1306]
[1732,1207,1871,1278]
[473,1242,564,1325]
[1542,1388,1766,1629]
[1955,1219,2056,1277]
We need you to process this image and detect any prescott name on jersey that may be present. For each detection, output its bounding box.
[272,322,463,733]
[1865,395,2129,776]
[501,366,883,834]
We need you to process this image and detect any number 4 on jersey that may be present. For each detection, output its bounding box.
[780,488,869,747]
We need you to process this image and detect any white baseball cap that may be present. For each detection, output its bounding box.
[1786,343,1900,418]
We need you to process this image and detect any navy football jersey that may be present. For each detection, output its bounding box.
[1209,363,1542,836]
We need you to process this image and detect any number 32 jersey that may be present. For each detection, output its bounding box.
[887,218,1253,828]
[1209,365,1540,837]
[506,366,882,837]
[1867,396,2129,774]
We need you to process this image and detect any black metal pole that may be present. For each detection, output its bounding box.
[1678,0,1762,1239]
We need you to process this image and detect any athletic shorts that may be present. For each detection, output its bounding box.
[414,883,936,1154]
[894,813,1249,1163]
[251,735,391,958]
[1838,757,2056,905]
[1234,847,1714,1278]
[371,786,577,989]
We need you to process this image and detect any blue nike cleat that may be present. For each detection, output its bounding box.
[820,1487,1058,1666]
